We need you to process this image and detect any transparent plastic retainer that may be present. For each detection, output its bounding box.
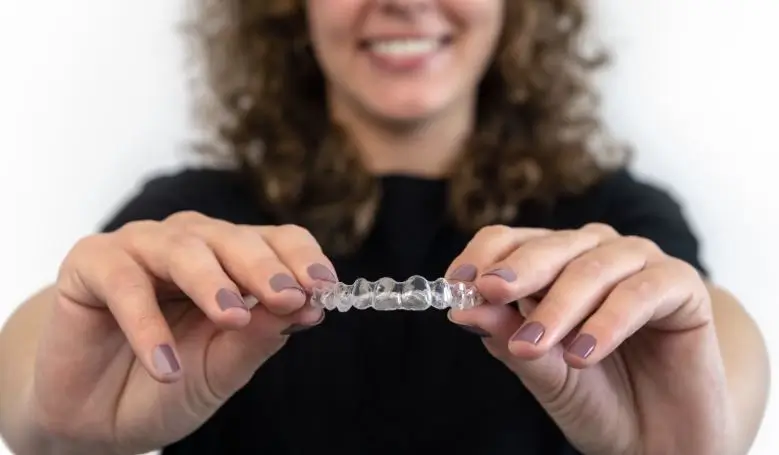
[310,276,484,312]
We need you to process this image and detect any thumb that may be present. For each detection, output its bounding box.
[204,298,324,400]
[448,301,572,401]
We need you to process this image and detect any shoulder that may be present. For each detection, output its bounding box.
[542,167,709,275]
[99,166,264,232]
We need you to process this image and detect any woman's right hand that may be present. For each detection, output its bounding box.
[28,212,335,454]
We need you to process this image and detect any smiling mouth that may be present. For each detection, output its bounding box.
[359,36,453,58]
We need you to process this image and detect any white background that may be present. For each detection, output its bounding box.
[0,0,776,453]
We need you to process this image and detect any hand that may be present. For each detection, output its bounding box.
[446,224,731,455]
[30,212,334,454]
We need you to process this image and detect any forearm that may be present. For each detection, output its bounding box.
[707,282,771,454]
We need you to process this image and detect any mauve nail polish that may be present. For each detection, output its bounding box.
[449,263,477,282]
[269,273,304,293]
[483,267,517,282]
[216,288,247,312]
[567,334,597,359]
[511,321,545,345]
[152,344,180,375]
[307,263,337,282]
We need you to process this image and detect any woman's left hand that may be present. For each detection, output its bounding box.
[447,223,732,455]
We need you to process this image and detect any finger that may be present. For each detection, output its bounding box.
[259,224,339,289]
[515,297,580,346]
[516,296,537,319]
[449,298,534,339]
[67,243,182,383]
[507,236,664,358]
[445,225,551,281]
[448,301,522,343]
[562,259,706,369]
[475,223,620,305]
[178,220,310,317]
[117,220,250,331]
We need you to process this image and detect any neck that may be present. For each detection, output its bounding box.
[330,98,475,178]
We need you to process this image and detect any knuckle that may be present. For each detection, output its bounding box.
[116,219,158,237]
[582,222,618,238]
[68,234,111,257]
[538,230,580,251]
[164,237,225,286]
[57,235,114,295]
[266,225,322,253]
[273,223,314,240]
[165,210,209,227]
[567,255,605,279]
[60,234,113,276]
[619,275,658,301]
[114,220,160,248]
[621,235,660,253]
[167,231,205,252]
[552,229,580,245]
[477,224,513,239]
[236,224,262,239]
[667,257,701,280]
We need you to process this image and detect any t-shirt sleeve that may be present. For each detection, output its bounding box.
[594,168,709,278]
[98,168,252,233]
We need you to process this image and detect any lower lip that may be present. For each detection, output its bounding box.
[364,46,445,73]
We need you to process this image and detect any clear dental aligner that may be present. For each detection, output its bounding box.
[310,276,485,312]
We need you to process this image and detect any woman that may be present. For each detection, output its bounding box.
[0,1,770,454]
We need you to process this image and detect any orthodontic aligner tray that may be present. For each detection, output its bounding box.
[310,276,485,312]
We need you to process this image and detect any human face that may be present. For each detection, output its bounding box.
[306,0,504,126]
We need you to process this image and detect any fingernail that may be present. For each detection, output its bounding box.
[482,267,517,282]
[567,334,597,359]
[270,273,304,293]
[281,312,325,335]
[455,323,491,338]
[152,344,180,376]
[216,288,247,312]
[307,263,337,282]
[448,263,477,282]
[511,321,545,345]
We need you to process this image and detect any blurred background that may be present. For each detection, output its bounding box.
[0,0,776,453]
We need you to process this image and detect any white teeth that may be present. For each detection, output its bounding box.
[369,39,439,56]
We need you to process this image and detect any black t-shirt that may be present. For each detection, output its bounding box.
[100,167,707,455]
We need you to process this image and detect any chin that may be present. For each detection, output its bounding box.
[375,106,440,124]
[362,93,449,125]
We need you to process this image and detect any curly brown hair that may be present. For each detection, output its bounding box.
[184,0,625,255]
